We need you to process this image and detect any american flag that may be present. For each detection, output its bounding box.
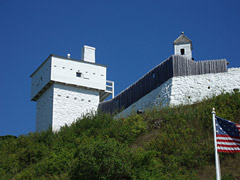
[216,116,240,153]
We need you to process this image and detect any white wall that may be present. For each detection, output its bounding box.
[31,58,51,100]
[32,54,108,132]
[174,44,192,60]
[170,68,240,106]
[52,83,99,131]
[116,68,240,118]
[36,84,53,132]
[51,56,106,91]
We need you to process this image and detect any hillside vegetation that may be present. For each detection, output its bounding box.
[1,92,240,180]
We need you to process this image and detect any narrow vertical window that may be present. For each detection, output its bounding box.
[152,72,155,78]
[181,49,185,55]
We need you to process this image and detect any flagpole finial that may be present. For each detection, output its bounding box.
[212,107,215,114]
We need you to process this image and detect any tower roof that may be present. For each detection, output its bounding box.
[173,32,193,49]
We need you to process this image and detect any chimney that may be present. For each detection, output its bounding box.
[81,45,96,63]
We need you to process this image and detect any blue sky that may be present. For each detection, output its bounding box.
[0,0,240,136]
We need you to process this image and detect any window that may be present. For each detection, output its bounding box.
[76,72,82,77]
[181,49,185,55]
[233,88,239,92]
[152,72,155,79]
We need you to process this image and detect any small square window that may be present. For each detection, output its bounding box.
[76,72,82,77]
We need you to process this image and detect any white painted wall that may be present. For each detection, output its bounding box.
[52,83,99,131]
[170,68,240,106]
[51,56,106,91]
[36,84,53,132]
[31,57,51,100]
[174,44,192,60]
[116,68,240,118]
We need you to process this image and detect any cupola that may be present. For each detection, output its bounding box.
[173,32,193,60]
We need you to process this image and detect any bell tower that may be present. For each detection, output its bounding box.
[173,32,193,60]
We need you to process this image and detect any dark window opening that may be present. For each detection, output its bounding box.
[233,88,239,92]
[208,86,210,89]
[181,49,185,55]
[76,72,82,77]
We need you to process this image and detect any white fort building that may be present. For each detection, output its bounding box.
[31,33,240,131]
[31,46,114,132]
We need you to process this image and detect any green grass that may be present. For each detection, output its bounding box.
[1,92,240,179]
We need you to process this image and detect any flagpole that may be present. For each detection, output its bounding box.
[212,108,221,180]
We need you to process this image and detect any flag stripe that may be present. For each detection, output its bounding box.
[218,149,240,153]
[216,134,240,140]
[217,146,240,150]
[217,139,240,144]
[217,142,240,146]
[217,144,240,148]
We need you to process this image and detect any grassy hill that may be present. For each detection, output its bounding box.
[1,92,240,180]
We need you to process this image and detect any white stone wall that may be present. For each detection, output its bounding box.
[170,68,240,106]
[116,68,240,118]
[52,83,99,131]
[36,84,53,132]
[116,78,173,118]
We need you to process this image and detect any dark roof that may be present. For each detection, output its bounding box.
[173,32,192,49]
